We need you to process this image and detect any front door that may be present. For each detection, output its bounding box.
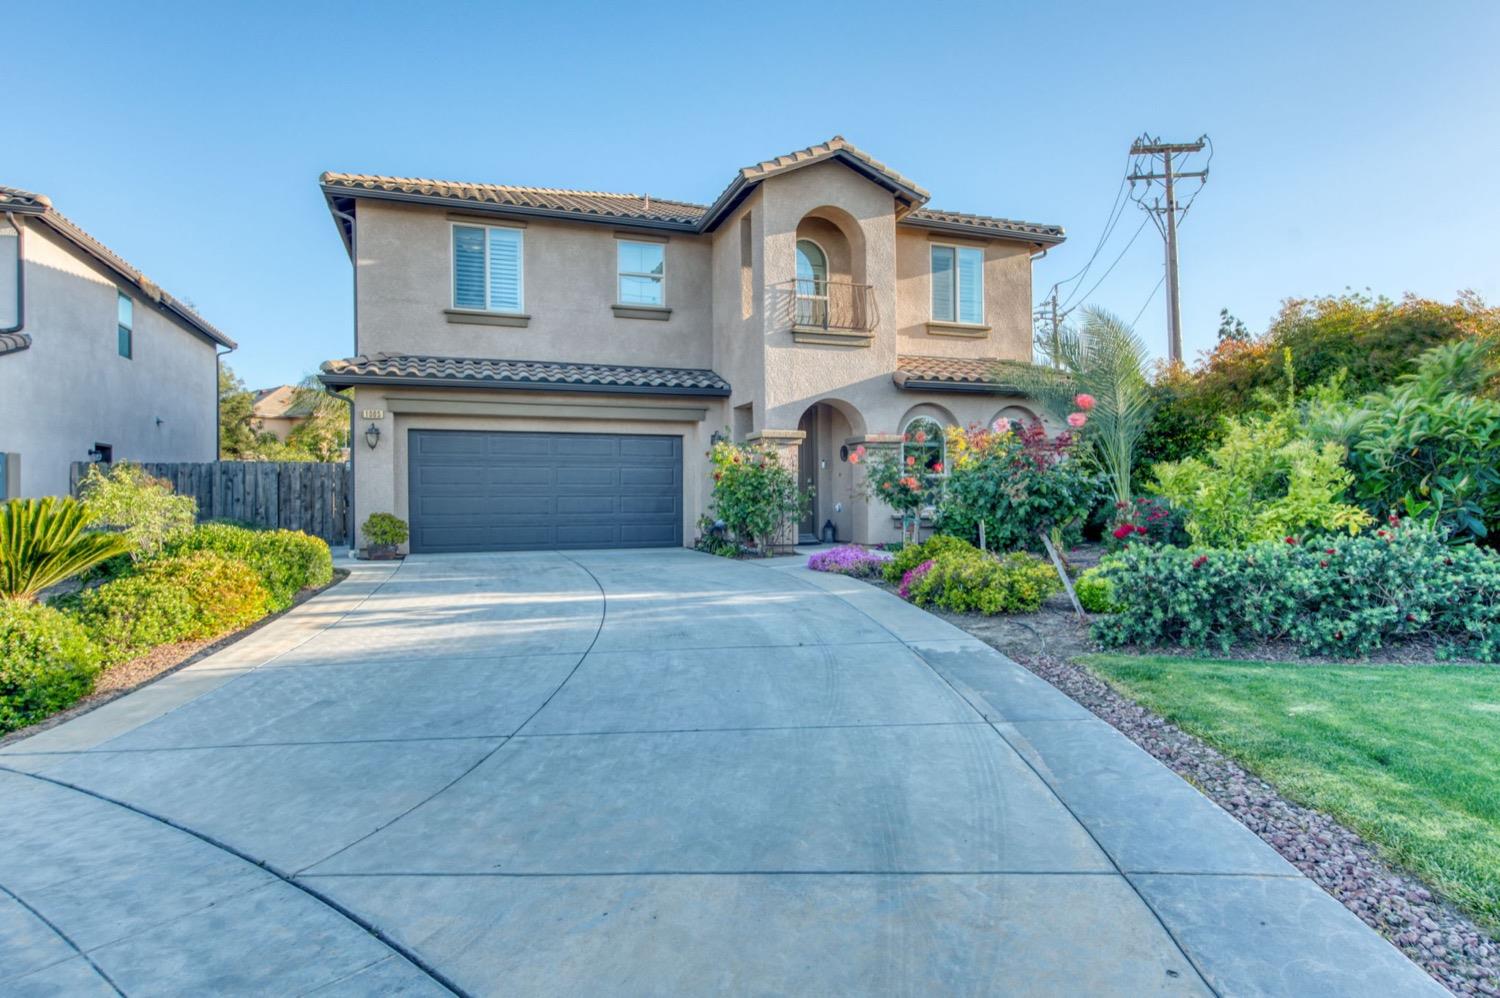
[797,409,818,538]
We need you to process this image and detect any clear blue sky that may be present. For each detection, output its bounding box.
[9,0,1498,389]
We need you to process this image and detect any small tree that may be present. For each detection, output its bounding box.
[705,440,807,555]
[0,498,133,601]
[79,463,197,561]
[218,363,259,459]
[852,442,931,544]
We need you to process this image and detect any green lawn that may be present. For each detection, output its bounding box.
[1082,654,1500,932]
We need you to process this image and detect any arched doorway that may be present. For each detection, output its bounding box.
[795,239,828,327]
[795,398,864,543]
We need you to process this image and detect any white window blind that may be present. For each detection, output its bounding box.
[957,247,983,324]
[452,223,524,312]
[930,245,955,322]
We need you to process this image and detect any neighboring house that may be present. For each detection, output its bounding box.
[0,187,235,498]
[251,385,313,441]
[318,137,1063,553]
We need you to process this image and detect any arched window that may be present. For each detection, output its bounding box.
[902,416,945,475]
[991,406,1040,432]
[795,239,828,327]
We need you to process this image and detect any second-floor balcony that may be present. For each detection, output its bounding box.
[775,279,877,344]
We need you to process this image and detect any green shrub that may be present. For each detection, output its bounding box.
[1075,568,1122,614]
[362,513,409,548]
[1152,409,1372,548]
[1092,521,1500,660]
[0,601,103,733]
[882,534,977,584]
[904,550,1060,615]
[167,523,332,611]
[78,463,197,561]
[1,497,134,601]
[76,552,269,663]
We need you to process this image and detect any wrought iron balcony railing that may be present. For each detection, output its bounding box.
[774,279,877,333]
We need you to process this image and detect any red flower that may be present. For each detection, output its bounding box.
[1112,524,1135,540]
[1325,548,1335,555]
[1134,525,1148,535]
[932,462,944,473]
[905,455,917,467]
[913,430,927,443]
[1319,560,1328,568]
[1284,536,1297,544]
[1074,393,1096,411]
[1192,555,1208,568]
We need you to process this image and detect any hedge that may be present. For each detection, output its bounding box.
[166,523,333,611]
[0,601,104,734]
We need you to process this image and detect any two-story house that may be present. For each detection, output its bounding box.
[318,138,1063,553]
[0,187,235,498]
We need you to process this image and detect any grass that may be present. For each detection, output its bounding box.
[1081,653,1500,933]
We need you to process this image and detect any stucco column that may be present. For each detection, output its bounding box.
[846,433,904,546]
[746,427,805,553]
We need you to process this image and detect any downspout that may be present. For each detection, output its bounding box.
[1,211,24,334]
[331,206,359,553]
[214,344,235,459]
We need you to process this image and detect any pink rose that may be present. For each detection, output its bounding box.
[1074,393,1096,411]
[1066,412,1088,428]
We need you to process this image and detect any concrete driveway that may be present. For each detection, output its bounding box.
[0,549,1441,996]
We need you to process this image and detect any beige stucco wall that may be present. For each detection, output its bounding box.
[708,190,766,439]
[895,228,1034,361]
[353,201,714,369]
[0,221,220,498]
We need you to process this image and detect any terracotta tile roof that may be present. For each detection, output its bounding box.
[905,208,1065,243]
[0,185,236,349]
[893,355,1037,393]
[320,173,707,226]
[0,331,31,356]
[319,353,731,397]
[252,385,315,419]
[321,137,1063,246]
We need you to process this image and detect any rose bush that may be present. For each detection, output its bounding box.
[704,440,808,556]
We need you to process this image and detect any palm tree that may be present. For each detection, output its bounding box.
[1014,306,1156,506]
[0,498,133,601]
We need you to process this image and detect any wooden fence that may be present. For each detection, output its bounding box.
[71,461,352,546]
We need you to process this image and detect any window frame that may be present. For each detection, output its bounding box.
[116,291,133,359]
[616,239,667,307]
[450,221,526,314]
[901,415,947,477]
[929,243,985,325]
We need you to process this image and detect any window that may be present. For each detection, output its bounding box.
[452,223,524,312]
[930,244,984,324]
[617,240,665,306]
[902,416,945,475]
[117,292,133,358]
[795,239,828,327]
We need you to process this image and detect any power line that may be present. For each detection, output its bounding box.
[1131,274,1166,327]
[1061,213,1151,313]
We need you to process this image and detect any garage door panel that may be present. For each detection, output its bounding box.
[408,430,682,553]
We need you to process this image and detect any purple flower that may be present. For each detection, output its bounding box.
[807,544,893,579]
[898,559,935,600]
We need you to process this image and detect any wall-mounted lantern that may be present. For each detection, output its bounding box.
[364,423,382,450]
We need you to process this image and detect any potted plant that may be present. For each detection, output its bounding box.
[361,513,408,560]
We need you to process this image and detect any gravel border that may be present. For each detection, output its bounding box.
[1009,649,1499,996]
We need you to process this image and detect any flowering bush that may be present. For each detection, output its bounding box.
[934,420,1102,553]
[898,559,935,600]
[806,545,892,578]
[855,439,932,519]
[1106,495,1189,550]
[705,440,808,555]
[1093,518,1500,660]
[902,549,1060,615]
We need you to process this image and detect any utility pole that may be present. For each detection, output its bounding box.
[1032,288,1064,368]
[1128,135,1210,364]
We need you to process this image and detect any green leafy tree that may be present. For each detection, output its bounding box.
[218,363,259,459]
[284,377,350,462]
[0,498,133,601]
[78,463,197,561]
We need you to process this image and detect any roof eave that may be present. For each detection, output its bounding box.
[893,375,1026,396]
[316,371,731,398]
[900,215,1067,247]
[318,182,702,236]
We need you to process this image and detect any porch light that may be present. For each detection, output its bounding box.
[364,423,381,450]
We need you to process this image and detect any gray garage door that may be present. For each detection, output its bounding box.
[407,430,683,553]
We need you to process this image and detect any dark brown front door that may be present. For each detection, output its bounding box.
[797,409,818,538]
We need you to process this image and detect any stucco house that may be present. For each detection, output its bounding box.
[251,385,313,442]
[318,138,1063,553]
[0,187,235,498]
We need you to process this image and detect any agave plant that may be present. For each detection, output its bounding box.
[1013,306,1156,507]
[0,497,133,601]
